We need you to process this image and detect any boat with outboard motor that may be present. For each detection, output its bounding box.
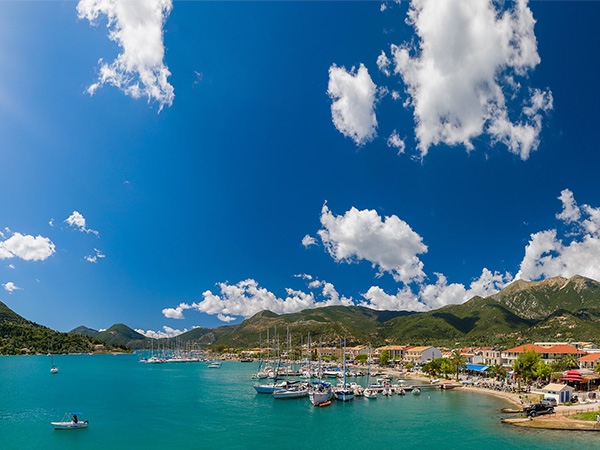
[51,413,88,430]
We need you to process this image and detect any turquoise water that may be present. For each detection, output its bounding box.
[1,355,598,449]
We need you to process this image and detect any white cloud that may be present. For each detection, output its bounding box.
[391,0,551,159]
[317,203,427,283]
[0,232,56,261]
[294,273,313,280]
[85,248,106,263]
[328,63,378,146]
[360,285,429,312]
[135,326,187,339]
[8,264,14,269]
[556,189,580,224]
[99,328,107,332]
[65,211,99,236]
[2,281,21,293]
[391,90,400,101]
[387,130,406,153]
[360,268,511,312]
[162,278,353,321]
[377,51,391,76]
[517,190,600,281]
[162,302,187,319]
[49,218,55,227]
[77,0,174,111]
[302,235,317,248]
[380,3,387,12]
[217,314,236,323]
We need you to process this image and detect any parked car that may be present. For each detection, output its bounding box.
[524,403,554,417]
[540,398,557,407]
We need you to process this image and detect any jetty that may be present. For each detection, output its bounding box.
[502,417,600,431]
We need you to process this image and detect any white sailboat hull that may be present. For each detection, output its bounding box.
[52,421,88,430]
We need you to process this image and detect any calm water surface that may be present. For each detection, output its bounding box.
[0,354,597,449]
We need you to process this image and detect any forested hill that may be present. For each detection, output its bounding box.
[0,300,125,355]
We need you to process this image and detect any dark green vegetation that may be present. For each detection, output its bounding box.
[0,300,123,355]
[72,323,149,348]
[7,275,600,352]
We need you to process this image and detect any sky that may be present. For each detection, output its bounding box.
[1,0,600,338]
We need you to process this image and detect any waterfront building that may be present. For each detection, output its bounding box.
[403,346,442,365]
[579,353,600,371]
[541,383,574,404]
[501,344,579,368]
[375,345,410,362]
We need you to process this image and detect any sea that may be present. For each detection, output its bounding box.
[1,354,598,450]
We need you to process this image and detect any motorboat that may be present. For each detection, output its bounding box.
[412,388,421,395]
[208,361,221,368]
[364,388,378,399]
[52,413,88,430]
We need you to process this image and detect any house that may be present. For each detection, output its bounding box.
[541,383,574,404]
[403,346,442,365]
[579,353,600,371]
[316,347,343,359]
[501,344,579,368]
[481,349,505,366]
[376,345,410,362]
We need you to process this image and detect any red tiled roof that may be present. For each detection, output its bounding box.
[504,344,579,354]
[579,353,600,362]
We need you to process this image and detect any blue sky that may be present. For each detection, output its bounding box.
[1,1,599,337]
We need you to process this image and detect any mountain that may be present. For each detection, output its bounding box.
[490,275,600,319]
[0,300,119,355]
[70,323,148,348]
[70,325,100,338]
[71,275,600,349]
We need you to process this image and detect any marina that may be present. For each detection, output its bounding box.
[2,354,600,449]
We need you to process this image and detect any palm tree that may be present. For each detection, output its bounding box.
[450,351,466,381]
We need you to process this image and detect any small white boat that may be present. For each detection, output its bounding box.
[208,361,221,368]
[430,379,440,384]
[364,388,378,399]
[52,413,88,430]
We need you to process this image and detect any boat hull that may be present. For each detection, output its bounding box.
[334,389,354,402]
[52,422,88,430]
[272,389,308,399]
[309,390,333,405]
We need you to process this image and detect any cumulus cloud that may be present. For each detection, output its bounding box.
[517,190,600,281]
[85,248,106,263]
[391,0,551,159]
[162,278,353,322]
[0,232,56,261]
[217,314,236,323]
[135,326,187,339]
[77,0,174,111]
[387,130,406,153]
[377,51,391,76]
[2,281,21,293]
[328,63,378,146]
[317,203,427,283]
[360,268,511,312]
[65,211,99,236]
[302,235,317,248]
[556,189,581,224]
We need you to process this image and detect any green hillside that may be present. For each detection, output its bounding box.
[0,301,120,355]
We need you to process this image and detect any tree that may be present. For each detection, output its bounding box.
[513,349,541,382]
[379,350,390,366]
[488,364,507,380]
[440,360,452,378]
[450,351,466,381]
[533,360,553,381]
[355,354,368,364]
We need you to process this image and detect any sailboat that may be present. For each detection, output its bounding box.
[50,343,59,374]
[309,337,333,405]
[364,344,378,399]
[333,338,354,402]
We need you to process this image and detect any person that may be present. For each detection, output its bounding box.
[73,414,78,424]
[595,414,599,424]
